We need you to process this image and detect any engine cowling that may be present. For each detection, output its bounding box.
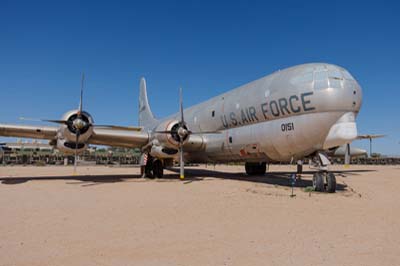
[55,139,88,154]
[154,119,190,148]
[60,110,94,143]
[50,109,94,154]
[150,145,179,159]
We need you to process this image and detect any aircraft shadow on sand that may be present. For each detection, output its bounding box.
[0,174,138,186]
[165,168,376,191]
[0,167,374,191]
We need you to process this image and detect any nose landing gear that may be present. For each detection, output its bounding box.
[312,171,336,193]
[311,152,337,193]
[325,172,337,193]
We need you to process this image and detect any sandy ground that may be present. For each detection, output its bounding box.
[0,164,399,266]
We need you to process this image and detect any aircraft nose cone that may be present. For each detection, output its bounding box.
[353,81,363,114]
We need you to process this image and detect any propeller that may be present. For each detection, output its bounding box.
[72,72,85,174]
[178,88,185,180]
[154,88,220,180]
[154,88,189,179]
[22,73,88,174]
[19,118,142,131]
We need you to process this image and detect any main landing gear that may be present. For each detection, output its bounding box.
[245,162,267,176]
[311,152,337,193]
[141,154,164,179]
[297,160,303,177]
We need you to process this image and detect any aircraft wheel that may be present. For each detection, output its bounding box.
[312,172,325,192]
[326,172,336,193]
[245,163,255,175]
[153,159,164,179]
[245,162,266,175]
[297,162,303,176]
[257,162,267,175]
[145,158,154,179]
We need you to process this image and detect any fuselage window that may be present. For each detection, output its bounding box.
[229,136,233,143]
[211,110,215,117]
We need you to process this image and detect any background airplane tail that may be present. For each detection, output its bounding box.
[139,77,157,128]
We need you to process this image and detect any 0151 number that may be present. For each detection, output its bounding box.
[281,122,294,132]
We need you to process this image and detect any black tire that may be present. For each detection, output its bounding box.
[326,172,336,193]
[153,160,164,179]
[256,162,267,175]
[245,163,254,175]
[313,172,325,192]
[145,158,154,179]
[245,162,267,175]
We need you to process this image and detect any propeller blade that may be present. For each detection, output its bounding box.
[19,117,71,125]
[73,131,80,175]
[79,72,85,115]
[43,119,70,125]
[178,88,185,180]
[179,87,184,125]
[190,130,222,134]
[344,143,351,165]
[179,143,184,180]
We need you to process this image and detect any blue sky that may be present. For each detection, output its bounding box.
[1,0,399,155]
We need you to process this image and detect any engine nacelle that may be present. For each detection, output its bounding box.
[59,109,94,143]
[154,120,190,148]
[49,109,94,154]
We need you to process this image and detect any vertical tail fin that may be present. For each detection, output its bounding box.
[139,77,157,128]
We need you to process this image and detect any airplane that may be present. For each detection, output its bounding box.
[0,63,362,193]
[356,134,385,157]
[327,144,367,159]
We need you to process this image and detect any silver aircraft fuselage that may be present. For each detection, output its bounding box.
[0,62,362,166]
[153,63,362,163]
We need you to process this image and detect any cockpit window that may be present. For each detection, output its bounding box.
[314,70,328,90]
[328,69,342,79]
[314,70,328,81]
[328,69,343,88]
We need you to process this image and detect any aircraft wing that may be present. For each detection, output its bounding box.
[0,124,58,140]
[89,128,149,148]
[0,123,150,149]
[356,134,385,140]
